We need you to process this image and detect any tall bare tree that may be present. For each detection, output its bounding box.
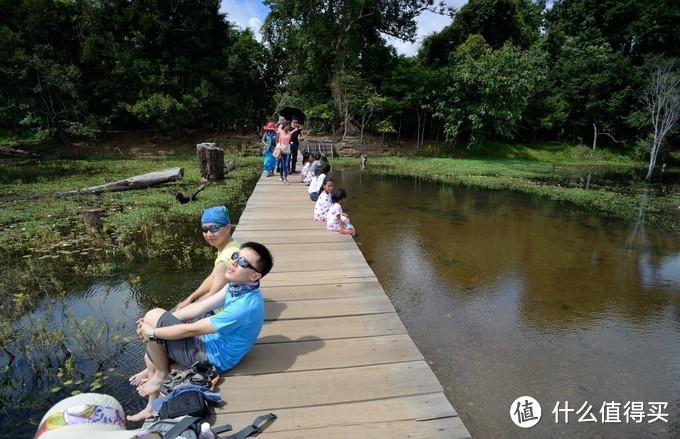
[643,64,680,182]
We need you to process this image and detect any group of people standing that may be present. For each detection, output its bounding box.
[261,116,303,184]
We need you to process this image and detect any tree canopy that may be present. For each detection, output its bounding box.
[1,0,678,167]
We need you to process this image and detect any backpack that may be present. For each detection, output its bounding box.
[142,415,205,439]
[142,413,277,439]
[158,388,211,420]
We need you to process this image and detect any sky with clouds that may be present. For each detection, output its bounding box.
[219,0,468,57]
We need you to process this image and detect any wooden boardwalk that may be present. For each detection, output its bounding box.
[214,174,471,438]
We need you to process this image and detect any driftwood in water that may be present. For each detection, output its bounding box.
[197,143,224,181]
[174,182,210,204]
[2,167,184,202]
[0,147,40,158]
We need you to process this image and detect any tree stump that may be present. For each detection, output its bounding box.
[81,209,103,233]
[197,143,224,181]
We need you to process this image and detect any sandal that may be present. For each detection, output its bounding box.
[160,369,191,396]
[160,361,219,395]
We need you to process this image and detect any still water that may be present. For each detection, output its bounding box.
[333,167,680,438]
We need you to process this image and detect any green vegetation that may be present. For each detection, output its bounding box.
[0,155,261,310]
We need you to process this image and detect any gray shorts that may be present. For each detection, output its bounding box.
[155,311,209,368]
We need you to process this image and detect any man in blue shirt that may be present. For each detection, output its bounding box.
[127,241,273,422]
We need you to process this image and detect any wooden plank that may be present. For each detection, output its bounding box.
[227,334,424,376]
[215,394,470,439]
[257,313,407,342]
[262,281,386,301]
[266,258,368,272]
[265,295,396,320]
[233,222,329,231]
[233,229,342,244]
[214,361,443,413]
[263,242,359,254]
[264,267,376,280]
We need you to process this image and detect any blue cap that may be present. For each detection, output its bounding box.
[201,206,230,225]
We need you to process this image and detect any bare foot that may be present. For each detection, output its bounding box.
[129,369,148,387]
[137,373,166,397]
[126,405,153,422]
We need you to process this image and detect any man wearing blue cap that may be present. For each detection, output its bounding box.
[175,206,240,310]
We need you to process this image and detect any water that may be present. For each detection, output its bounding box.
[333,167,680,438]
[1,263,208,437]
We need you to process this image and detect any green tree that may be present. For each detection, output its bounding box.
[433,43,547,146]
[548,36,635,142]
[420,0,544,67]
[546,0,680,59]
[263,0,446,132]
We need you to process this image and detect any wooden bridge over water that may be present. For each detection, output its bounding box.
[215,174,471,438]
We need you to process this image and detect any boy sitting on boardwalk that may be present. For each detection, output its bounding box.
[127,242,274,422]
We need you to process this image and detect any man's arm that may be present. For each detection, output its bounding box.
[173,288,226,322]
[177,273,213,310]
[177,262,229,309]
[140,315,217,342]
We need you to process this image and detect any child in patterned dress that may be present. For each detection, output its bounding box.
[325,188,355,236]
[314,177,335,221]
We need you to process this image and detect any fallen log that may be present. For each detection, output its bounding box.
[1,167,184,202]
[0,146,40,158]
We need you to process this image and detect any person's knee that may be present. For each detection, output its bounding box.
[144,308,166,326]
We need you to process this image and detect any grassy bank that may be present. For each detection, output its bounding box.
[332,142,680,234]
[0,155,262,315]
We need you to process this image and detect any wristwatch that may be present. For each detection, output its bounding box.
[149,328,158,342]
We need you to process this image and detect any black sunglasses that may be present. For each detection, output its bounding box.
[201,224,228,233]
[230,252,260,273]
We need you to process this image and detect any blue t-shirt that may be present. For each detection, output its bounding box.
[203,289,265,373]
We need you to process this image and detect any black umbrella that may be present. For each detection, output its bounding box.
[279,107,305,125]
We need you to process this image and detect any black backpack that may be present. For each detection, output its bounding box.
[158,388,211,420]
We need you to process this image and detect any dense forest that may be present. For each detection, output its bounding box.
[1,0,678,154]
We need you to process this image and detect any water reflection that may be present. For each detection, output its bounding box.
[334,167,680,438]
[1,263,208,437]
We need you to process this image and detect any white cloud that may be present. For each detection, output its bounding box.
[248,17,262,28]
[219,0,267,41]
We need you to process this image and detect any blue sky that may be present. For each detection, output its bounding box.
[219,0,468,57]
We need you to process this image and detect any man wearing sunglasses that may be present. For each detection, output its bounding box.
[127,241,274,422]
[176,206,240,310]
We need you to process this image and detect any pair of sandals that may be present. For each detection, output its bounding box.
[160,361,219,396]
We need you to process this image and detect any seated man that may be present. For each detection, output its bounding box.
[127,241,274,422]
[176,205,240,310]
